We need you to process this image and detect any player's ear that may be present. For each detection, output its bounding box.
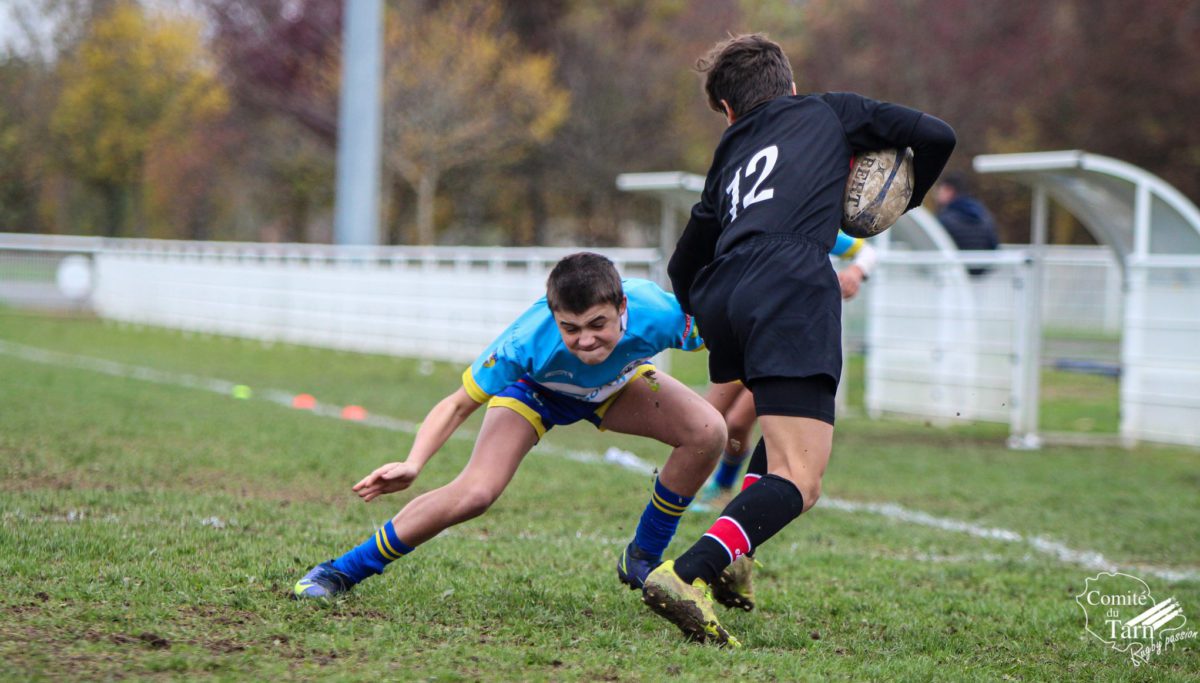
[618,296,628,330]
[720,99,736,126]
[790,81,797,96]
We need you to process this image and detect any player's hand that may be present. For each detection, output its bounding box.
[352,461,421,502]
[838,265,865,300]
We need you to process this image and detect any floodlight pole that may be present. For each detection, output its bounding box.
[333,0,383,245]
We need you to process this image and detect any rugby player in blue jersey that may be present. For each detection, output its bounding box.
[294,252,724,600]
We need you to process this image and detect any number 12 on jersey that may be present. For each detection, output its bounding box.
[724,145,778,222]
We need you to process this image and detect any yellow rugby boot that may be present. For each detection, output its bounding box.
[641,560,740,648]
[712,555,756,611]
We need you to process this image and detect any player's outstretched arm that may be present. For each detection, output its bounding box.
[352,387,483,502]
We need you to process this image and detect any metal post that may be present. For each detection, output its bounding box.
[657,195,678,288]
[1121,182,1153,446]
[1010,184,1046,449]
[333,0,384,245]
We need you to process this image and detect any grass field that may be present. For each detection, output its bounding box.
[2,310,1197,681]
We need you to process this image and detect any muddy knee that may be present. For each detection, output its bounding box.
[687,412,728,460]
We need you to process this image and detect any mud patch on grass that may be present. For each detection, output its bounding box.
[206,638,247,654]
[178,604,261,628]
[110,632,170,649]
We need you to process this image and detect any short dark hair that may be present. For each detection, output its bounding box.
[940,171,971,195]
[697,33,794,118]
[546,252,624,313]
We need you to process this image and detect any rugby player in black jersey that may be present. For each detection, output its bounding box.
[641,33,956,646]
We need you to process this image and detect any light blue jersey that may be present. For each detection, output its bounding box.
[462,279,703,404]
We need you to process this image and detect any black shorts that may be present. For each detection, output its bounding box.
[691,232,844,390]
[748,375,836,425]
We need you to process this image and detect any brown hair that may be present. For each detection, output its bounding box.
[546,252,624,313]
[697,33,794,118]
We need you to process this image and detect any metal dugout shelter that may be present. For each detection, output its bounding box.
[975,151,1200,447]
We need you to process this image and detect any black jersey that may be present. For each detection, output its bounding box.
[667,92,955,388]
[669,92,955,314]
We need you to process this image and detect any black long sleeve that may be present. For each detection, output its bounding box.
[667,204,721,315]
[819,93,956,210]
[667,93,956,313]
[905,114,956,210]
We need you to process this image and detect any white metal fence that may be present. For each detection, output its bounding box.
[3,233,1196,448]
[1122,256,1200,447]
[865,250,1038,444]
[1039,246,1123,334]
[0,235,661,363]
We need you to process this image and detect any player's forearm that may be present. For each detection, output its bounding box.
[668,213,720,313]
[852,242,877,278]
[405,390,481,470]
[906,114,956,210]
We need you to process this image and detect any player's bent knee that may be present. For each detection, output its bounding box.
[769,469,822,512]
[688,416,727,459]
[798,479,822,512]
[727,414,755,443]
[455,486,500,521]
[728,425,754,450]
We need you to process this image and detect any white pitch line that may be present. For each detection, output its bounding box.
[2,339,1197,583]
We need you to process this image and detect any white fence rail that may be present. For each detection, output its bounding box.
[866,250,1036,442]
[3,233,1196,448]
[0,235,661,363]
[1122,256,1200,447]
[1038,245,1122,334]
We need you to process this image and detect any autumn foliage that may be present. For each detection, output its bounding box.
[1,0,1197,244]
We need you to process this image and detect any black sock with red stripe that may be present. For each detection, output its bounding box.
[739,438,767,490]
[672,474,805,586]
[739,438,769,558]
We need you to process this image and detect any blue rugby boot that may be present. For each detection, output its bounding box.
[617,542,662,590]
[690,478,735,513]
[293,561,354,599]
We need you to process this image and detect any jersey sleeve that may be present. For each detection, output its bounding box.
[831,231,865,259]
[632,280,707,352]
[668,173,723,315]
[821,92,956,210]
[679,313,705,351]
[660,286,705,352]
[461,334,525,403]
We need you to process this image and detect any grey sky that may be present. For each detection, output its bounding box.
[0,0,208,59]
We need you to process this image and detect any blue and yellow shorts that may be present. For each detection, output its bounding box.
[488,364,656,439]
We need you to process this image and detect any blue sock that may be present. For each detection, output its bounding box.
[329,520,413,584]
[632,478,693,559]
[713,450,748,489]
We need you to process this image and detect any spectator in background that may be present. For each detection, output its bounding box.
[935,171,999,276]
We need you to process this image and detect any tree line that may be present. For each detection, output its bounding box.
[1,0,1197,245]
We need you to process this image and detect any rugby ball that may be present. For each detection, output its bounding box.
[843,147,914,238]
